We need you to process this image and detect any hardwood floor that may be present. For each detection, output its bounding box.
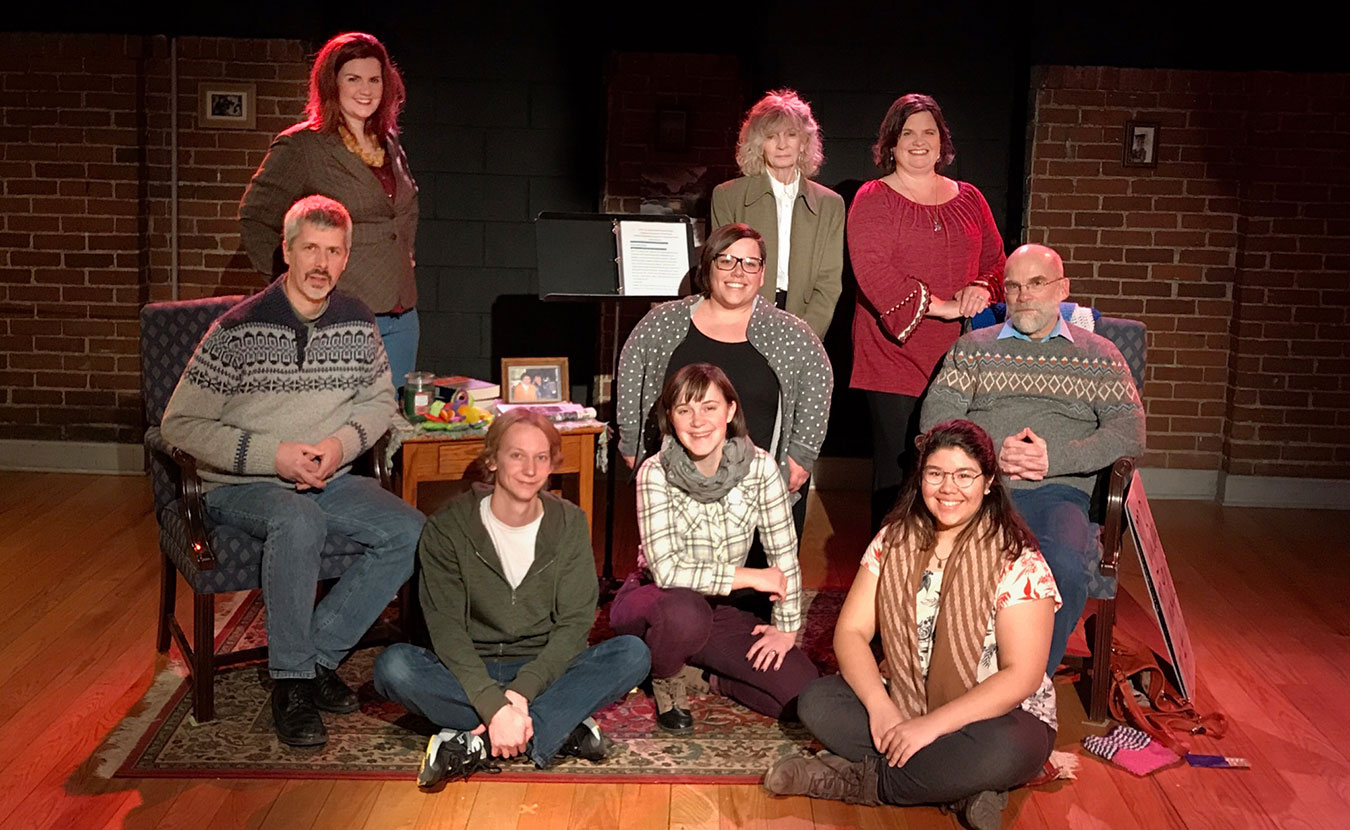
[0,471,1346,829]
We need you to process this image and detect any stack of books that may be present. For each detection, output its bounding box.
[435,376,500,408]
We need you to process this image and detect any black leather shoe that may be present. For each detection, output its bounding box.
[656,705,694,734]
[271,679,327,747]
[313,664,360,714]
[557,717,614,763]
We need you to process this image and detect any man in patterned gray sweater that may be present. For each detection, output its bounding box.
[162,195,423,747]
[920,244,1145,675]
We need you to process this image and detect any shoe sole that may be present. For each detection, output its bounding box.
[275,730,328,747]
[313,699,361,715]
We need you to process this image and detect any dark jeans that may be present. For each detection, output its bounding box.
[865,391,923,533]
[372,636,650,768]
[799,674,1055,805]
[609,574,819,719]
[1010,485,1095,674]
[203,474,423,679]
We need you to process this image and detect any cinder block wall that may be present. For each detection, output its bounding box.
[1026,66,1350,478]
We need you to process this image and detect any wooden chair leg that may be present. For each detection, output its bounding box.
[156,553,176,653]
[192,592,216,722]
[1089,596,1117,722]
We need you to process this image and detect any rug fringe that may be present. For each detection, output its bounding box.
[91,592,249,778]
[1048,750,1080,779]
[91,661,187,779]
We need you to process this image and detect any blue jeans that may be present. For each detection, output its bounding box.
[373,636,651,768]
[377,308,420,389]
[1011,485,1095,675]
[204,473,423,679]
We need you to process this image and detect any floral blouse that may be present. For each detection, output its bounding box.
[862,535,1063,729]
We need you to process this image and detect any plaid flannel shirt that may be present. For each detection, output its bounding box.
[636,446,803,632]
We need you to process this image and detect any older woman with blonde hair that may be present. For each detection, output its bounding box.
[711,89,845,340]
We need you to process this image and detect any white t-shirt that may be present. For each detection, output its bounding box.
[480,497,542,589]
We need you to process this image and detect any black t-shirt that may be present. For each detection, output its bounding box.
[663,322,780,453]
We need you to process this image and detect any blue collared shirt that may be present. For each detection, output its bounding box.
[998,315,1075,343]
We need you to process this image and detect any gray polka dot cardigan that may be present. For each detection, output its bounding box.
[616,294,834,484]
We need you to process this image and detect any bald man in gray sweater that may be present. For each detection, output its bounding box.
[920,244,1145,674]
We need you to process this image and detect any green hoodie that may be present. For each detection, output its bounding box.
[417,486,599,724]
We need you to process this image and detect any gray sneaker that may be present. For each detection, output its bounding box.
[417,729,499,788]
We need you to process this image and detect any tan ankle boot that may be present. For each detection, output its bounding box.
[650,674,694,734]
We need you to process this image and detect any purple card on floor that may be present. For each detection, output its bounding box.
[1186,754,1250,769]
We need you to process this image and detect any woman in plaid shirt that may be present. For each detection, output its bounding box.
[610,364,819,734]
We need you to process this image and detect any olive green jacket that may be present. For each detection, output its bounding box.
[417,487,598,724]
[711,173,845,339]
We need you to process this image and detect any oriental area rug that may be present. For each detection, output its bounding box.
[113,590,845,784]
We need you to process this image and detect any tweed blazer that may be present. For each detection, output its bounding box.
[239,123,419,315]
[710,173,845,339]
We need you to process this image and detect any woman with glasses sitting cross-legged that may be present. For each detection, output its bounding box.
[614,223,833,732]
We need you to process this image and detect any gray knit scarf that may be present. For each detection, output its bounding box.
[658,434,755,503]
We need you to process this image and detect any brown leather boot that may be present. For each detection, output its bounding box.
[763,751,882,806]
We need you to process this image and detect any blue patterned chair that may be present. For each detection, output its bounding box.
[141,295,399,722]
[969,308,1146,722]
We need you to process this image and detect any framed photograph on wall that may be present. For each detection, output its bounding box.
[1123,120,1159,168]
[502,357,569,404]
[199,82,257,130]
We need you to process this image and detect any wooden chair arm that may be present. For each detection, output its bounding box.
[168,447,218,570]
[372,431,393,493]
[1097,456,1135,577]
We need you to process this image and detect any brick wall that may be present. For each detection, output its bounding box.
[0,33,309,444]
[1026,66,1350,478]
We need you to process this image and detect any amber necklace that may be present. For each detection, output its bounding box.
[339,124,385,168]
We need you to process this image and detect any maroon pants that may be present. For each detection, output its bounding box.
[609,574,819,719]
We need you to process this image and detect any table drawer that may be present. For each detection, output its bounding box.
[436,442,482,477]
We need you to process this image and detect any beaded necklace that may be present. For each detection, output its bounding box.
[338,124,385,168]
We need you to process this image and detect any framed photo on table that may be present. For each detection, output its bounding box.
[502,357,569,404]
[1123,120,1159,168]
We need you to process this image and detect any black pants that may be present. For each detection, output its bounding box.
[798,674,1055,805]
[865,391,924,533]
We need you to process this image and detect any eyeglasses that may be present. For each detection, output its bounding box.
[713,253,764,275]
[1004,276,1066,299]
[921,467,983,489]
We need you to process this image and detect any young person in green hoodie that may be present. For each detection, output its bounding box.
[373,410,650,787]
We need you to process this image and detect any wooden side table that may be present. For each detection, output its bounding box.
[397,424,604,540]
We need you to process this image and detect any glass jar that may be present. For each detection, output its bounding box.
[403,371,435,420]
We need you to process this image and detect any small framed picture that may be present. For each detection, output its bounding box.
[1123,120,1159,168]
[199,82,256,130]
[501,357,569,404]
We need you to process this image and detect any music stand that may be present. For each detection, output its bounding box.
[534,211,696,592]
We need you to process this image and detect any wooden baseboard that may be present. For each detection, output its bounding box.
[0,440,144,475]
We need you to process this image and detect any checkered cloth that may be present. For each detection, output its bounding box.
[1082,725,1180,776]
[636,446,802,632]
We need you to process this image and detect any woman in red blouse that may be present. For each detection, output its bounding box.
[848,94,1005,530]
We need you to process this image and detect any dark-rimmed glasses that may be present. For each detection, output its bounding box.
[713,254,764,275]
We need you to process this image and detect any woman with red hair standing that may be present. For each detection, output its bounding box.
[240,32,421,385]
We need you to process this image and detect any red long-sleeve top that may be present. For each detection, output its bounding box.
[848,179,1005,396]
